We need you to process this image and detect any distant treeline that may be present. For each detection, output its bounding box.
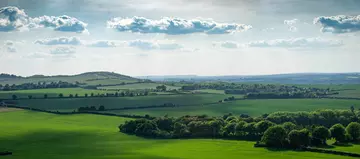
[181,83,335,98]
[0,81,78,91]
[120,108,360,149]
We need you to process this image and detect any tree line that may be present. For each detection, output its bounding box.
[119,109,360,149]
[0,81,78,91]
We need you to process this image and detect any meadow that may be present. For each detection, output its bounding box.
[98,83,180,90]
[15,94,235,112]
[111,99,360,117]
[0,110,355,159]
[0,88,115,99]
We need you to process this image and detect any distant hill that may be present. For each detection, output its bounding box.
[138,73,360,84]
[0,72,140,85]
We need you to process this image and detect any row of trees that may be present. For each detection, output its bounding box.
[119,109,360,148]
[0,81,78,91]
[262,122,360,148]
[244,92,333,99]
[77,106,105,112]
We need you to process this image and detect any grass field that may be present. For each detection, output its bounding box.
[111,99,360,117]
[0,110,355,159]
[191,89,225,94]
[0,88,115,99]
[15,94,235,112]
[98,83,180,90]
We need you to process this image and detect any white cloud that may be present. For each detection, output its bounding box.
[50,47,76,55]
[314,15,360,34]
[213,41,240,49]
[34,37,82,45]
[25,52,52,59]
[127,40,184,50]
[0,6,88,33]
[284,19,298,32]
[245,37,343,48]
[107,16,252,35]
[87,41,117,47]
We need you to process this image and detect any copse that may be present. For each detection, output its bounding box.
[261,125,287,148]
[288,129,310,148]
[311,126,330,146]
[346,122,360,141]
[330,124,346,143]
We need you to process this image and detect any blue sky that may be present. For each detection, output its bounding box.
[0,0,360,76]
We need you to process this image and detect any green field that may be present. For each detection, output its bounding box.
[111,99,360,117]
[0,110,354,159]
[15,94,235,112]
[98,83,180,90]
[0,88,115,99]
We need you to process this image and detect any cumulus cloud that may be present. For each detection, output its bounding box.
[0,6,88,33]
[213,41,240,49]
[314,15,360,34]
[87,41,117,47]
[245,37,343,48]
[34,37,82,45]
[107,16,252,35]
[127,40,184,50]
[284,19,298,32]
[50,47,76,55]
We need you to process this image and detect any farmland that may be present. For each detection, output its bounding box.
[98,83,180,90]
[0,110,355,159]
[108,98,360,117]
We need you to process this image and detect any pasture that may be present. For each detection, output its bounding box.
[0,110,354,159]
[111,99,360,117]
[98,83,180,90]
[0,88,115,99]
[15,94,234,112]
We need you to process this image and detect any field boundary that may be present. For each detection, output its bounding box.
[301,147,360,158]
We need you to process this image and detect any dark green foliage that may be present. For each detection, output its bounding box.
[98,105,105,111]
[44,94,48,99]
[346,122,360,141]
[58,93,64,98]
[288,129,310,148]
[28,95,33,99]
[311,126,330,146]
[255,120,275,135]
[330,124,346,143]
[156,85,167,91]
[11,94,17,100]
[78,106,97,112]
[261,126,287,147]
[0,81,78,91]
[282,122,297,134]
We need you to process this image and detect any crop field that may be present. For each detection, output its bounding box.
[0,88,115,99]
[0,110,354,159]
[15,94,236,112]
[111,99,360,117]
[98,83,180,90]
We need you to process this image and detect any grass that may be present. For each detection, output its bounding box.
[0,110,355,159]
[98,83,180,90]
[0,88,115,99]
[191,89,225,94]
[111,99,360,117]
[16,94,235,112]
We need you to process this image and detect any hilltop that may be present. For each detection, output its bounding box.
[0,72,140,86]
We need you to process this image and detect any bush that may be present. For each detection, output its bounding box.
[312,126,330,146]
[330,124,346,143]
[288,129,310,148]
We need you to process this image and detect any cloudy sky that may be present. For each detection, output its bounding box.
[0,0,360,76]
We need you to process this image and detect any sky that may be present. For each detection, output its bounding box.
[0,0,360,76]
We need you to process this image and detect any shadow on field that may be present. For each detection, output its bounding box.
[265,148,292,152]
[0,131,179,159]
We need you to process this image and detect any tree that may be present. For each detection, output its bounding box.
[282,122,297,134]
[255,120,275,135]
[98,105,105,111]
[330,124,346,143]
[261,125,287,147]
[44,94,48,99]
[59,93,64,98]
[12,94,17,100]
[75,94,79,98]
[69,94,74,98]
[156,85,167,91]
[28,95,33,99]
[84,93,88,98]
[346,122,360,141]
[312,126,330,146]
[289,129,310,148]
[90,93,94,97]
